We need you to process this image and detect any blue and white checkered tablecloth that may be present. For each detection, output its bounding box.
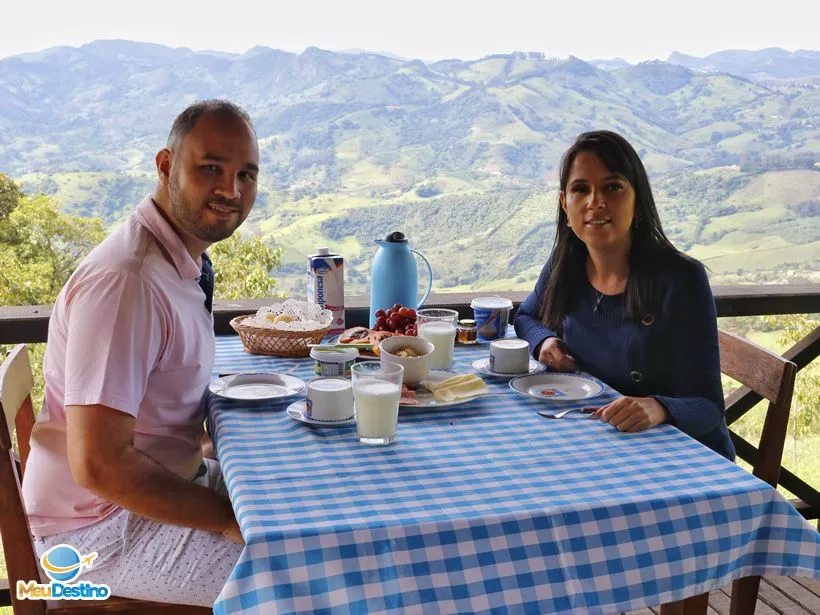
[209,336,820,615]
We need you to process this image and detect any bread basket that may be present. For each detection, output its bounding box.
[230,316,329,357]
[230,300,334,358]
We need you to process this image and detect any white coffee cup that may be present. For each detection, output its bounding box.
[489,338,530,374]
[306,377,354,421]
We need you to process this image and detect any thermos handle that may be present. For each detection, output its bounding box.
[411,249,433,309]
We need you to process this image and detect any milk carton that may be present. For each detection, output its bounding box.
[307,247,345,335]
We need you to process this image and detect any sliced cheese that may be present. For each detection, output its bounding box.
[428,374,489,402]
[424,373,477,392]
[435,379,489,402]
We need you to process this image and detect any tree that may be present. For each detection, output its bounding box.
[0,181,107,408]
[0,173,24,221]
[210,233,285,301]
[0,193,106,305]
[764,314,820,463]
[0,175,287,305]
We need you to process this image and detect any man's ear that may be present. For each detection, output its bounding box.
[156,148,172,185]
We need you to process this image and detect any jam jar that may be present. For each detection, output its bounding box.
[457,319,477,344]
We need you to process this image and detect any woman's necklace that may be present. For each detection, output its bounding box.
[593,290,605,312]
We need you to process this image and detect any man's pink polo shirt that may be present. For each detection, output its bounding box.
[22,197,215,537]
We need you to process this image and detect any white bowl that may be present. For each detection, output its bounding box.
[379,336,434,384]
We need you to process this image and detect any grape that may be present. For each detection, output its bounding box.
[371,304,417,333]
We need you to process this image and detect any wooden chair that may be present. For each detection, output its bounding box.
[718,329,798,615]
[0,344,212,615]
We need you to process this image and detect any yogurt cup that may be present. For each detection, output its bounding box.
[310,347,359,378]
[489,338,530,374]
[470,297,513,341]
[306,377,354,421]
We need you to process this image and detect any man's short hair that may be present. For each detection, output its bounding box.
[166,100,254,151]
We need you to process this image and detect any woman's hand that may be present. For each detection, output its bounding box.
[538,337,578,372]
[593,397,669,432]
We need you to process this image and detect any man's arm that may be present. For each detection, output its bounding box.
[66,404,239,537]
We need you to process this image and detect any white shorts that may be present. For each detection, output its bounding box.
[33,458,242,608]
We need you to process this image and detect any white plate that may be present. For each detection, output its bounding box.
[402,370,486,409]
[509,373,605,402]
[286,401,356,426]
[209,372,305,401]
[472,357,546,379]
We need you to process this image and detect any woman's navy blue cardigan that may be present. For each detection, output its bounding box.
[514,255,735,460]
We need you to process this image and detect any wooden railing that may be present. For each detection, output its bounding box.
[3,284,820,342]
[0,283,819,607]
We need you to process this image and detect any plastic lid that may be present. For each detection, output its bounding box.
[310,347,359,362]
[316,247,330,255]
[383,231,408,243]
[459,319,476,326]
[470,296,513,310]
[309,377,351,391]
[490,338,528,349]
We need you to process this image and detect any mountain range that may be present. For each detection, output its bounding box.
[1,41,818,296]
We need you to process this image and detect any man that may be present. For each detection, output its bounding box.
[21,100,259,607]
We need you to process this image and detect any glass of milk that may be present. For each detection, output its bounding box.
[351,361,404,446]
[417,308,459,370]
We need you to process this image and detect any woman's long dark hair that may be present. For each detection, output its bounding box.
[541,130,686,330]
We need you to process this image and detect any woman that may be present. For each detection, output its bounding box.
[514,130,734,460]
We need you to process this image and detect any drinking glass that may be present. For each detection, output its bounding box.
[351,361,403,446]
[416,308,459,369]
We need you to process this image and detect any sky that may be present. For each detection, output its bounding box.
[1,0,818,63]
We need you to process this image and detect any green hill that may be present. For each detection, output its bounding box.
[1,42,818,296]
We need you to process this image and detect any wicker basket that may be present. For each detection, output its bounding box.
[229,315,329,357]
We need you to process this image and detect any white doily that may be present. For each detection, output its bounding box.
[249,299,333,331]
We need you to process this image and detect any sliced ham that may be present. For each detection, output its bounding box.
[400,385,420,405]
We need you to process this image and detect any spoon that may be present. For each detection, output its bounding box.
[538,407,599,419]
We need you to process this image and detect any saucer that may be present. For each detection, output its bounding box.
[286,400,355,427]
[509,373,605,402]
[472,357,546,379]
[210,372,305,401]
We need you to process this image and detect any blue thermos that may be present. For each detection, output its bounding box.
[369,232,433,327]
